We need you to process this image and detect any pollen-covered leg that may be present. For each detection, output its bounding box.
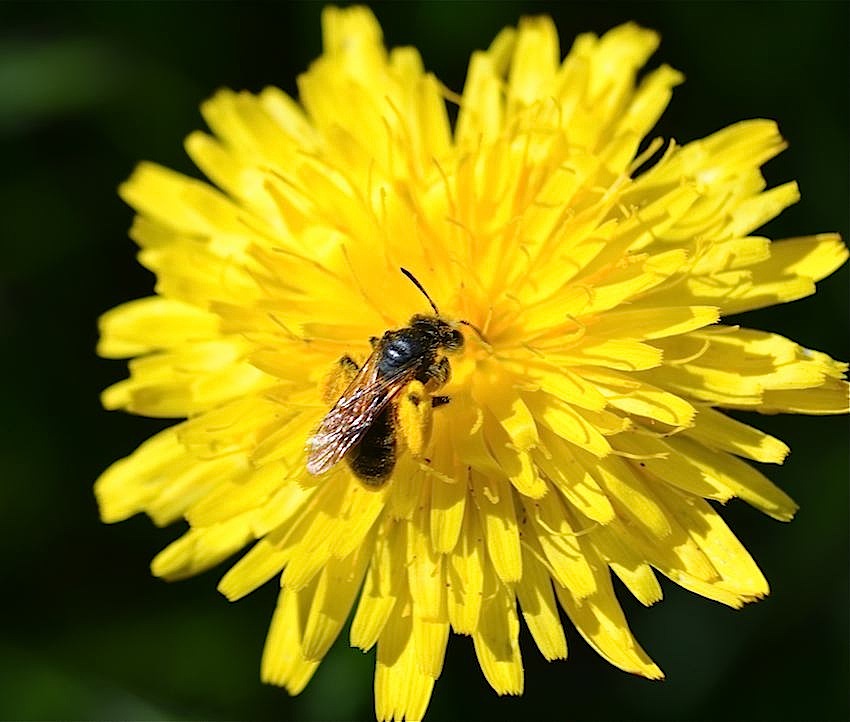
[320,355,359,404]
[424,356,451,391]
[396,380,434,459]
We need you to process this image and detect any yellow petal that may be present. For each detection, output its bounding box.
[507,16,559,108]
[555,574,663,679]
[614,63,683,143]
[520,493,597,600]
[430,476,466,554]
[281,475,351,590]
[523,364,608,412]
[407,512,446,622]
[760,377,850,414]
[185,458,285,527]
[516,539,568,660]
[302,543,373,661]
[447,508,485,635]
[593,372,696,428]
[762,233,848,281]
[375,599,436,722]
[665,436,798,521]
[691,236,771,275]
[655,485,768,602]
[98,297,220,358]
[330,482,389,560]
[151,513,254,580]
[471,472,522,584]
[101,339,269,417]
[582,23,660,128]
[614,433,734,502]
[412,617,450,679]
[471,569,523,696]
[261,587,319,694]
[484,411,547,497]
[574,449,672,539]
[218,538,292,602]
[455,29,514,145]
[386,454,425,521]
[726,181,799,238]
[532,433,617,525]
[119,161,247,236]
[684,406,789,463]
[350,521,404,652]
[588,305,719,341]
[95,424,245,526]
[590,526,663,606]
[487,388,539,452]
[524,393,612,457]
[545,338,664,372]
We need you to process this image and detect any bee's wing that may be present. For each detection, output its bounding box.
[306,353,417,476]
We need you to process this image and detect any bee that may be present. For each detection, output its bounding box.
[306,269,469,486]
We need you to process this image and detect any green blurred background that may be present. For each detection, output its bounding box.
[1,2,847,720]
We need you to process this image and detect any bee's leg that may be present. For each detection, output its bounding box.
[424,356,451,391]
[431,395,450,408]
[320,355,359,405]
[396,379,433,460]
[340,355,359,372]
[369,336,380,349]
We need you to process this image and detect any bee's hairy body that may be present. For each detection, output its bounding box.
[376,316,459,384]
[307,314,463,487]
[349,316,461,484]
[348,406,396,482]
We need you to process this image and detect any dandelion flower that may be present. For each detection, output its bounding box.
[96,7,849,720]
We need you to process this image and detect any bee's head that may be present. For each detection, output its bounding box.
[409,315,464,352]
[400,268,485,351]
[442,324,464,351]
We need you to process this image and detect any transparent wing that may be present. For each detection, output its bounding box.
[306,352,417,475]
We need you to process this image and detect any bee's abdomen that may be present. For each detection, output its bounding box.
[348,408,396,484]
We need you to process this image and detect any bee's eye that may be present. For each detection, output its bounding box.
[447,328,464,350]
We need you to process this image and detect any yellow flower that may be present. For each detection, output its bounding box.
[96,7,849,721]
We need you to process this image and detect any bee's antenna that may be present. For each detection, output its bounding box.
[459,319,490,346]
[400,267,440,316]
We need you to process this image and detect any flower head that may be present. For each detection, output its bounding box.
[97,7,849,720]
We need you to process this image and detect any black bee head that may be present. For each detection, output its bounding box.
[408,315,464,352]
[443,326,464,351]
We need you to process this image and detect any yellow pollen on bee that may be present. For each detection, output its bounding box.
[320,356,359,404]
[397,379,433,458]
